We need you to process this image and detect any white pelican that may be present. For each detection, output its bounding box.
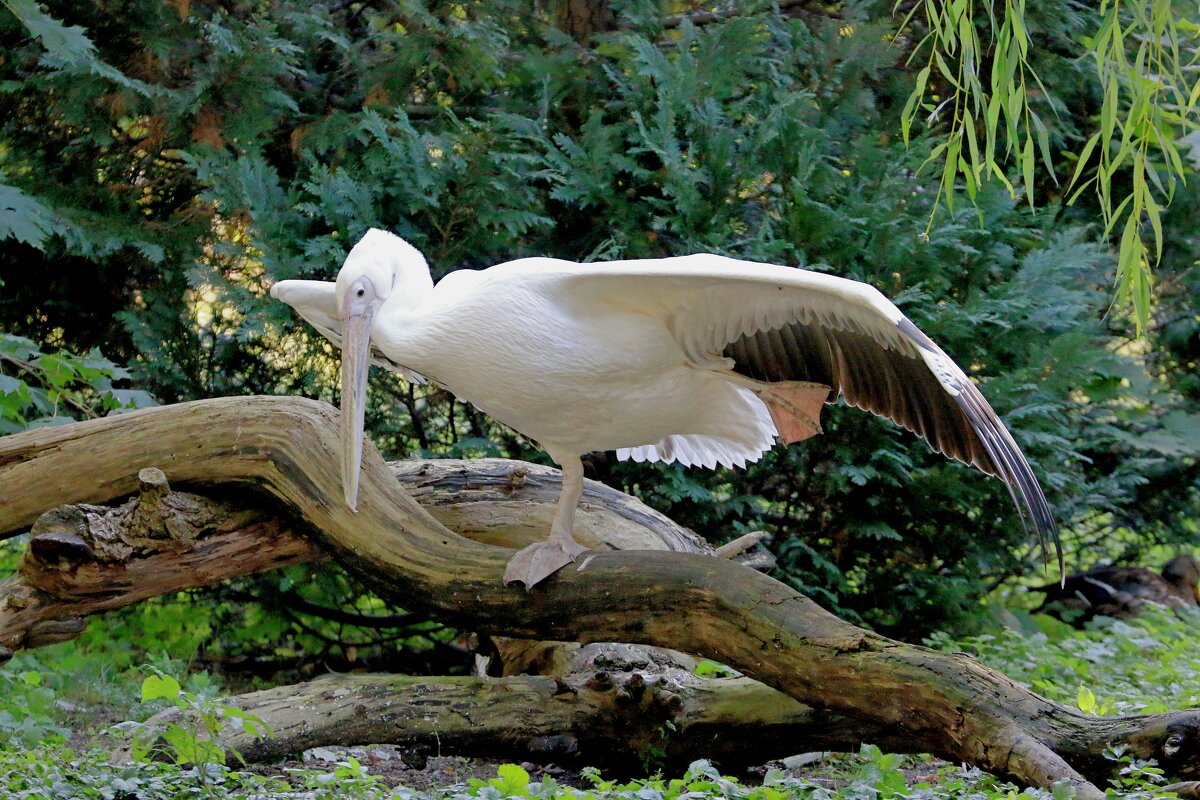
[272,229,1058,588]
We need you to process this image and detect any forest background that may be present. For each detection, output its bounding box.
[1,0,1198,655]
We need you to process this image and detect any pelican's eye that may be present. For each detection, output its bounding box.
[356,288,365,297]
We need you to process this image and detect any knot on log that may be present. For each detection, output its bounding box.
[653,688,683,714]
[586,671,614,691]
[138,467,171,503]
[26,616,86,648]
[506,467,529,490]
[1128,711,1200,781]
[611,672,682,720]
[29,532,95,568]
[715,532,777,573]
[715,531,765,559]
[127,467,208,550]
[22,466,237,571]
[27,507,93,570]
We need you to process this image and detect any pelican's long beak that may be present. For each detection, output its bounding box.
[340,302,379,511]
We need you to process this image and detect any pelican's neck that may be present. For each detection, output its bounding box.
[376,235,435,317]
[371,278,440,375]
[391,248,434,302]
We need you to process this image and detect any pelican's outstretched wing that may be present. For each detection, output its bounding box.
[507,253,1058,562]
[270,279,426,383]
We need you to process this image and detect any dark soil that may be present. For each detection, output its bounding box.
[243,745,587,792]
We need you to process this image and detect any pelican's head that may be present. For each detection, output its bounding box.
[335,229,402,321]
[336,228,429,512]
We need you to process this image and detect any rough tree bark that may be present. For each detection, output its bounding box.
[123,647,919,775]
[0,457,712,657]
[3,396,1200,799]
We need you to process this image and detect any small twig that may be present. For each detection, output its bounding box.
[715,531,766,559]
[279,588,418,629]
[276,603,440,649]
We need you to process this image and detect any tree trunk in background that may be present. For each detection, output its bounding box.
[4,396,1200,800]
[549,0,614,43]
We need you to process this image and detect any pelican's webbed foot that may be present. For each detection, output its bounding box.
[504,535,589,589]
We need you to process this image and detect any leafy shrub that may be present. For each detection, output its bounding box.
[0,658,70,748]
[126,668,272,771]
[0,743,288,799]
[930,604,1200,715]
[0,333,156,433]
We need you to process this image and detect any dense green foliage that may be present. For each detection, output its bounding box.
[0,0,1197,642]
[932,604,1200,715]
[1,607,1195,798]
[0,332,156,432]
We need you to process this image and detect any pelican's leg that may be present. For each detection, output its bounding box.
[503,456,588,589]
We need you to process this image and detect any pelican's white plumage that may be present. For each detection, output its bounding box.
[272,229,1059,587]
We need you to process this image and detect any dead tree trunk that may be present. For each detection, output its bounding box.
[4,396,1200,798]
[121,666,912,774]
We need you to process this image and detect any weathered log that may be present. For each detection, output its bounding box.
[121,666,911,774]
[389,458,710,555]
[4,396,1200,797]
[0,457,710,656]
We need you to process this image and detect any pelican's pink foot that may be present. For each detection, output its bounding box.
[504,536,589,589]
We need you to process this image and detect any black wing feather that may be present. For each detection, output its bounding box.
[722,314,1060,570]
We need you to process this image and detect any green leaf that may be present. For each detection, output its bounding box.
[900,65,932,145]
[1021,134,1034,207]
[492,763,531,796]
[1066,134,1100,197]
[0,184,57,249]
[693,658,740,678]
[2,0,97,65]
[162,723,225,765]
[984,92,1001,164]
[1100,78,1118,149]
[933,49,960,89]
[1144,191,1163,261]
[962,110,980,174]
[1188,72,1200,109]
[1077,684,1097,714]
[1030,111,1055,181]
[1010,2,1029,57]
[141,673,181,702]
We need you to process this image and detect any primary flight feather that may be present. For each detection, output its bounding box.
[272,229,1059,588]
